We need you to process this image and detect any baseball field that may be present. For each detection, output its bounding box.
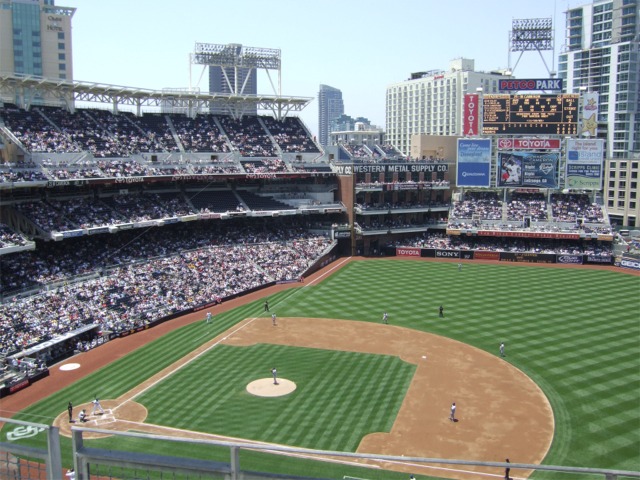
[2,257,639,479]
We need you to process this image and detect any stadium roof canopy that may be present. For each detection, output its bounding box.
[0,73,312,120]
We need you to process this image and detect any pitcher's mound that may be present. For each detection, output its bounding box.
[247,378,296,397]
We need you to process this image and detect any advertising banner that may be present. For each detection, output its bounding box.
[497,138,561,150]
[620,257,640,271]
[396,247,421,257]
[473,251,501,261]
[500,252,555,263]
[457,138,491,187]
[579,92,599,137]
[565,138,604,190]
[556,254,583,265]
[435,250,461,259]
[498,79,563,91]
[463,94,479,136]
[586,255,613,265]
[497,151,558,188]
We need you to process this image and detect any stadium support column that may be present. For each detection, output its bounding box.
[351,163,356,256]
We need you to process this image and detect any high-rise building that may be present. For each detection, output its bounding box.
[385,58,510,155]
[0,0,75,81]
[208,64,257,115]
[558,0,639,226]
[558,0,639,159]
[318,84,344,147]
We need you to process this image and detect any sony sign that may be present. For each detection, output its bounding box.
[435,250,460,258]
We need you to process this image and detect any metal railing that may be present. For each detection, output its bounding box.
[2,418,639,480]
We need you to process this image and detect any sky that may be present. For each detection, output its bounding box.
[60,0,587,137]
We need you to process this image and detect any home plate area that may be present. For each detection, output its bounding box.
[87,410,116,426]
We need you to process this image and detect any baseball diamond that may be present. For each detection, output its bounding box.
[1,257,638,480]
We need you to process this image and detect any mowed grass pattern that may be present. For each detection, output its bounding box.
[6,259,640,478]
[139,344,414,451]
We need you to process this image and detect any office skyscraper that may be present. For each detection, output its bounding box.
[559,0,639,158]
[0,0,75,81]
[318,84,344,147]
[209,64,257,115]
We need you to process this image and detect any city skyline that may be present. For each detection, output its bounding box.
[58,0,586,136]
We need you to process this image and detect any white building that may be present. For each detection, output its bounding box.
[385,58,511,155]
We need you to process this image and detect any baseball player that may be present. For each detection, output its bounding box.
[382,312,389,324]
[91,397,104,415]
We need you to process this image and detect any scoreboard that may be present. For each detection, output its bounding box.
[482,94,578,135]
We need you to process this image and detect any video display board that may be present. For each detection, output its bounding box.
[482,94,578,135]
[497,151,559,188]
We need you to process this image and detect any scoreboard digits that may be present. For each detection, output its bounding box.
[482,94,578,135]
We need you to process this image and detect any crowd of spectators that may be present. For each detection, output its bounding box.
[0,221,333,356]
[356,179,450,189]
[262,117,321,154]
[172,115,230,153]
[0,224,29,248]
[448,192,611,233]
[341,143,373,159]
[0,165,49,183]
[218,116,277,157]
[0,105,327,165]
[551,193,605,223]
[11,191,199,233]
[449,191,502,221]
[376,144,403,158]
[241,158,288,173]
[356,200,449,211]
[1,106,82,153]
[507,191,548,221]
[394,232,613,256]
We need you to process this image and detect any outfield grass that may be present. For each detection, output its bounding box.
[5,259,640,479]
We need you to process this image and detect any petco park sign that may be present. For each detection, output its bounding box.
[498,79,563,91]
[497,139,561,150]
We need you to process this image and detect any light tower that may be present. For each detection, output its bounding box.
[508,18,555,77]
[189,43,282,118]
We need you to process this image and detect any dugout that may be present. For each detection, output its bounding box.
[7,323,102,366]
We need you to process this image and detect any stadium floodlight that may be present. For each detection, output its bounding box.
[510,18,553,52]
[192,43,281,70]
[188,42,284,118]
[189,42,282,98]
[508,18,555,79]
